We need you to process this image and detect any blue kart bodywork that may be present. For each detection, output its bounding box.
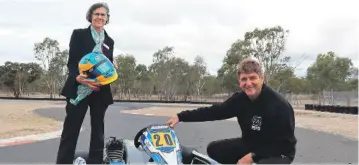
[73,124,220,164]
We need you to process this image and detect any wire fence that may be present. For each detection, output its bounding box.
[284,90,358,107]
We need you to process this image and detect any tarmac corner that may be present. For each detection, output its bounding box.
[0,127,85,147]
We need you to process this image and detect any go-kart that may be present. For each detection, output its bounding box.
[73,124,220,164]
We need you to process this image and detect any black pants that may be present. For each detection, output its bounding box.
[56,96,108,164]
[207,138,293,164]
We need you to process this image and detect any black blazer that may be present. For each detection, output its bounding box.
[61,25,115,105]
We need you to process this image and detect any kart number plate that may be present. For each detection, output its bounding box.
[151,132,175,148]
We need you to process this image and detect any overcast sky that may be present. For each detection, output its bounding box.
[0,0,357,77]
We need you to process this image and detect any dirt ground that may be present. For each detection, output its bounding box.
[121,107,358,140]
[0,100,64,139]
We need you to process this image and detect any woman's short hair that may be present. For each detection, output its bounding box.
[86,2,110,24]
[236,57,264,76]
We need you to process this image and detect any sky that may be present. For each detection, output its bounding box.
[0,0,358,77]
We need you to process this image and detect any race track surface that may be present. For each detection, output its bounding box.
[0,102,357,164]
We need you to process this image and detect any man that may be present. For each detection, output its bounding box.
[167,57,297,164]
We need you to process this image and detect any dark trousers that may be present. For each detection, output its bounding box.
[207,138,293,164]
[56,96,108,164]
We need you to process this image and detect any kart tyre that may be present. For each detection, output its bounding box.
[181,145,211,164]
[181,145,196,164]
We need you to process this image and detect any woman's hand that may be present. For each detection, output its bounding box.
[76,74,99,91]
[237,153,254,164]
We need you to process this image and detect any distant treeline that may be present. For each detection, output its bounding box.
[0,26,357,102]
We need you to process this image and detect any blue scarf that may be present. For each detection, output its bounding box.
[70,26,105,105]
[91,26,105,53]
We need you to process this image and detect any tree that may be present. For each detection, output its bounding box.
[147,46,210,101]
[218,26,291,93]
[345,67,358,90]
[5,25,359,105]
[34,37,60,71]
[202,75,222,96]
[0,61,42,98]
[243,26,290,84]
[49,49,69,96]
[306,51,356,105]
[114,54,137,99]
[149,46,175,100]
[180,56,207,101]
[192,56,207,97]
[133,64,153,99]
[306,51,355,92]
[34,37,61,98]
[167,57,190,100]
[217,40,248,93]
[268,66,295,93]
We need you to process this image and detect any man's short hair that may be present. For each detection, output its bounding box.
[236,57,264,76]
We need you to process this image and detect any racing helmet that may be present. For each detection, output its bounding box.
[78,52,118,86]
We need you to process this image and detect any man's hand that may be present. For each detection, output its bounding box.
[237,153,253,165]
[167,115,180,128]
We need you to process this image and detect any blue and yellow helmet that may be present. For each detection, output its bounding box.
[78,52,118,86]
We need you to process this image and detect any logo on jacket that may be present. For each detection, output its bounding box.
[251,116,262,131]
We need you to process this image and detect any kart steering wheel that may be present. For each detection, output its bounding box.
[134,127,148,148]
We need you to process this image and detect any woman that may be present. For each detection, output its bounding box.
[56,2,115,164]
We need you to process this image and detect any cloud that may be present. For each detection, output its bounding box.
[0,0,357,78]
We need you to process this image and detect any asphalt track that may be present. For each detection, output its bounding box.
[0,102,357,164]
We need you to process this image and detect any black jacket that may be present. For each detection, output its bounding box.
[60,26,115,105]
[177,84,297,160]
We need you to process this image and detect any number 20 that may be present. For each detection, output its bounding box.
[153,134,173,146]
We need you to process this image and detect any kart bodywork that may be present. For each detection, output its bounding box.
[73,124,219,164]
